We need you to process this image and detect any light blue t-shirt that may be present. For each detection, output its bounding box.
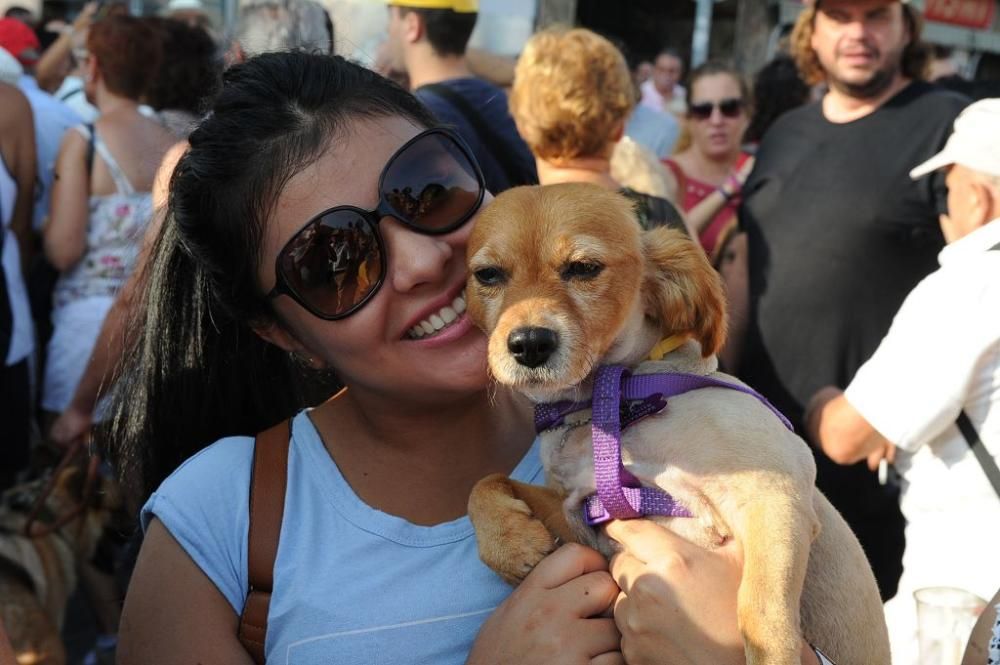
[142,410,544,664]
[625,105,680,160]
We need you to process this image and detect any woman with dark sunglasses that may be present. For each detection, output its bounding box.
[103,52,622,664]
[663,61,754,267]
[103,50,836,665]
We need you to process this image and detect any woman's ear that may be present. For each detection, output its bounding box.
[641,227,728,357]
[252,319,326,369]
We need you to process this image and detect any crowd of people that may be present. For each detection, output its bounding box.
[0,0,998,662]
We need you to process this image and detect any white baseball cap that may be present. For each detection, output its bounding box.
[910,99,1000,179]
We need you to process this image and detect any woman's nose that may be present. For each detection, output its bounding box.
[381,217,455,293]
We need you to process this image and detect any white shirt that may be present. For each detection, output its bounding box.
[17,75,82,232]
[845,219,1000,665]
[640,79,687,117]
[0,154,34,365]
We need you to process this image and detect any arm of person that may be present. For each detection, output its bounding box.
[685,155,755,237]
[50,141,187,447]
[0,85,37,277]
[43,129,90,272]
[466,48,515,89]
[467,543,623,665]
[606,520,824,665]
[117,518,256,665]
[717,231,748,374]
[808,272,985,468]
[35,2,97,92]
[806,387,896,470]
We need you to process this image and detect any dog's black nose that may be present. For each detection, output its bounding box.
[508,327,558,368]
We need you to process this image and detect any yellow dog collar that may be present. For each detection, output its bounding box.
[648,335,687,361]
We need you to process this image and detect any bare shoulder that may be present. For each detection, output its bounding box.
[118,518,254,665]
[0,83,31,133]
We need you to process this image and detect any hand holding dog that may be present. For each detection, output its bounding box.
[468,543,623,665]
[608,520,823,665]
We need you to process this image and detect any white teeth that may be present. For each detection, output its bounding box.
[408,291,467,339]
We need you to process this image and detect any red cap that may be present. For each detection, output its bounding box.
[0,18,41,67]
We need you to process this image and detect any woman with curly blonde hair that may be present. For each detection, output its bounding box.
[509,27,686,233]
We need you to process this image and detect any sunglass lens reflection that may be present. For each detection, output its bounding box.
[281,210,383,317]
[383,134,481,232]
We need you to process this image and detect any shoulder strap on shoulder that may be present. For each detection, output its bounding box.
[238,418,291,664]
[419,82,534,189]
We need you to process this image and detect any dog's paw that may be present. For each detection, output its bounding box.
[469,492,558,585]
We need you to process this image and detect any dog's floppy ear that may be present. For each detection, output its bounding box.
[642,227,728,357]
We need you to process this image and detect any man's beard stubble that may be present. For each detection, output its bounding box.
[827,42,908,100]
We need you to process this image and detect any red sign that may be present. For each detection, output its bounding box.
[924,0,997,29]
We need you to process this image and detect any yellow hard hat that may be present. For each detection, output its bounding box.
[386,0,478,13]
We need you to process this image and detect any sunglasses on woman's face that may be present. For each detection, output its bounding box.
[267,127,485,320]
[688,98,744,120]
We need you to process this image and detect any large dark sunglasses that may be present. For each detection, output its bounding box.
[267,127,485,320]
[688,98,744,120]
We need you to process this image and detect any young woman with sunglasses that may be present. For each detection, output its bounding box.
[102,51,622,663]
[663,61,754,267]
[106,51,830,665]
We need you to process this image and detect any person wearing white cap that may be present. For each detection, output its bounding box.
[806,99,1000,665]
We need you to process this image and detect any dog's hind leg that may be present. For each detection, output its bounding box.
[468,474,575,585]
[734,488,818,665]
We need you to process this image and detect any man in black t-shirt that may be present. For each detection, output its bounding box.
[732,0,968,600]
[383,0,537,194]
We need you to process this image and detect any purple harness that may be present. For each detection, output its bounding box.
[534,364,793,526]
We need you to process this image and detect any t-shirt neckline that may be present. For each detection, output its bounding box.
[295,410,542,546]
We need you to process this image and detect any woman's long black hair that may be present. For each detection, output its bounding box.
[99,52,436,508]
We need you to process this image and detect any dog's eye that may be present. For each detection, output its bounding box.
[474,267,507,286]
[560,261,604,281]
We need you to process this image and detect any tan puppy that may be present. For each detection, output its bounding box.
[465,183,889,665]
[0,468,120,665]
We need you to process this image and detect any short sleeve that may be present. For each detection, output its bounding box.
[140,435,255,614]
[844,272,980,452]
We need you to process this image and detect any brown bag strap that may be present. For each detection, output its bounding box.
[238,419,291,664]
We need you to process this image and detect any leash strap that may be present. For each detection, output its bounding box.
[583,366,793,525]
[238,419,291,665]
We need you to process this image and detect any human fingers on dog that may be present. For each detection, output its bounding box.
[608,523,747,665]
[606,519,694,567]
[590,645,626,665]
[522,542,610,591]
[552,568,620,619]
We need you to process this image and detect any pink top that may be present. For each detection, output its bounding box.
[663,154,750,263]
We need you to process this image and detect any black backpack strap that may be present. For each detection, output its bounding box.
[954,242,1000,499]
[419,83,534,189]
[238,419,291,664]
[956,411,1000,499]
